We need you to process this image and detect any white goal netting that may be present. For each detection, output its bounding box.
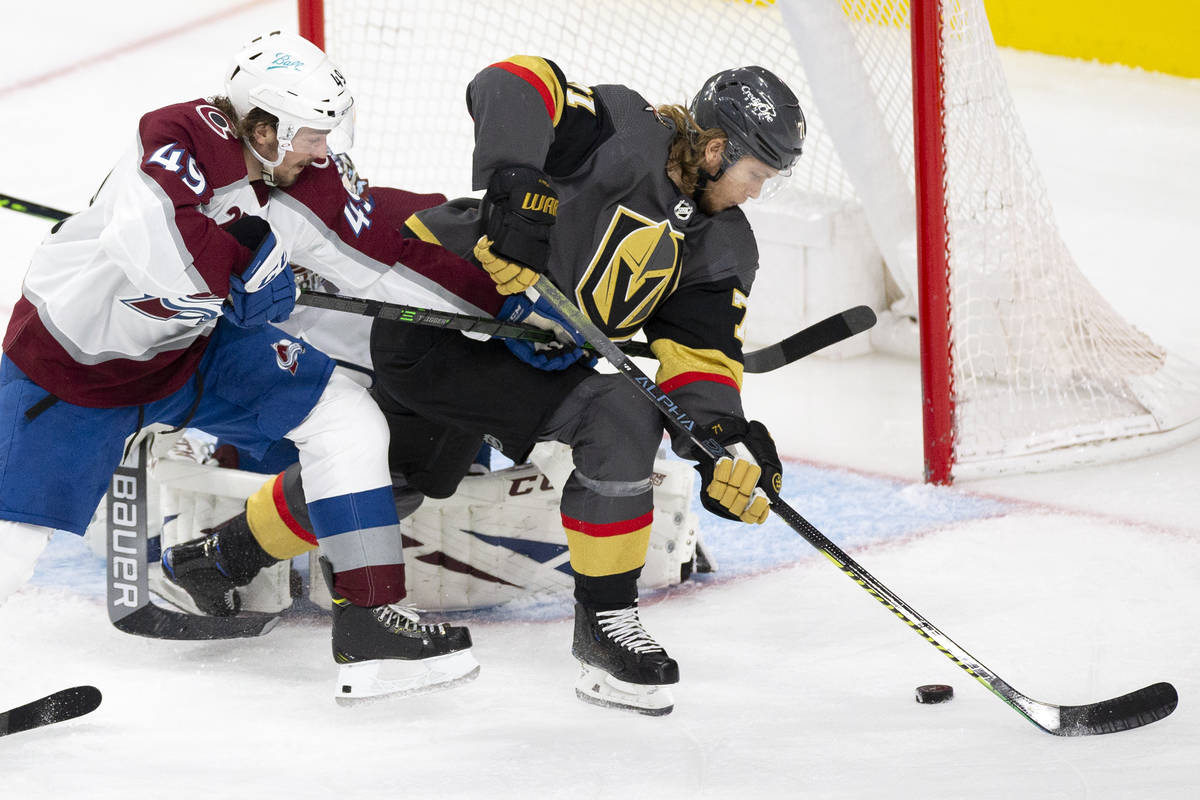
[310,0,1200,478]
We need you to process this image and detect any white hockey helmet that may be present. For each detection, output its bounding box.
[225,30,354,167]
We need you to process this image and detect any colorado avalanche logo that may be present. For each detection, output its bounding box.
[274,339,305,375]
[121,293,222,323]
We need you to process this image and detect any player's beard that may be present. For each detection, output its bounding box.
[271,159,311,188]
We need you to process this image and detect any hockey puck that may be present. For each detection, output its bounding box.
[915,684,954,704]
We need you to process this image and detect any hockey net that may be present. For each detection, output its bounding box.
[299,0,1200,481]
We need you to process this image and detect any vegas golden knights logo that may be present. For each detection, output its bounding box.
[576,206,684,338]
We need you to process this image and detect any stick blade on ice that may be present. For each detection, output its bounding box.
[1049,681,1178,737]
[0,685,102,737]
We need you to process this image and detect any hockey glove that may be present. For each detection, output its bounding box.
[695,417,783,525]
[475,236,540,296]
[478,165,558,273]
[224,216,297,328]
[498,293,597,372]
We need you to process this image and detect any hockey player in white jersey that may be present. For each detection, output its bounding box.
[158,58,805,716]
[0,31,508,699]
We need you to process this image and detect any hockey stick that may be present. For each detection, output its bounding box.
[0,686,102,737]
[300,290,875,374]
[0,192,69,222]
[296,290,658,355]
[531,275,1177,736]
[0,195,875,371]
[106,436,280,640]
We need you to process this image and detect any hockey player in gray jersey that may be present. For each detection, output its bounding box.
[384,56,805,715]
[177,56,805,715]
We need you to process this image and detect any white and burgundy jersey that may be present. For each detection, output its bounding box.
[3,100,501,408]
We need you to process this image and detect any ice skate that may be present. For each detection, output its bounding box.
[323,559,479,703]
[160,530,241,617]
[572,602,678,716]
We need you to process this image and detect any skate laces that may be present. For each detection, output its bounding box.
[595,607,664,654]
[374,603,448,635]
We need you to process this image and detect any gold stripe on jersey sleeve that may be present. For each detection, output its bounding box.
[650,338,744,391]
[404,212,442,245]
[503,55,566,126]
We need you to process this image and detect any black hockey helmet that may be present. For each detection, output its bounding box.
[689,66,806,174]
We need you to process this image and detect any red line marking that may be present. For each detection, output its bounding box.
[777,451,1200,539]
[0,0,275,99]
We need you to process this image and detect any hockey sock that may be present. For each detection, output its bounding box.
[573,569,641,609]
[244,468,318,562]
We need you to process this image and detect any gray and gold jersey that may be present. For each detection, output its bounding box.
[408,56,761,425]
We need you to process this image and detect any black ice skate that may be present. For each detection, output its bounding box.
[159,512,276,617]
[323,558,480,703]
[572,602,678,716]
[160,531,241,617]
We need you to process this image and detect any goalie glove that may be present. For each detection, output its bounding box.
[498,292,597,372]
[695,417,783,525]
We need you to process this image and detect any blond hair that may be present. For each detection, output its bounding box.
[656,103,727,196]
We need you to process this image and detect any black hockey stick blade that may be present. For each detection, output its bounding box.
[742,305,876,373]
[0,686,102,737]
[112,603,280,640]
[107,435,280,640]
[1050,681,1178,736]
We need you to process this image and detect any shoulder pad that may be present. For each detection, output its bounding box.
[137,100,248,191]
[698,209,759,292]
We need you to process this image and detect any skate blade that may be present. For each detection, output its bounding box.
[334,648,480,705]
[574,663,675,716]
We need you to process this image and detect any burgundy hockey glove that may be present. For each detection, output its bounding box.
[695,417,783,525]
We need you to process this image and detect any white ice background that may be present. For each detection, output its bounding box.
[1,2,1198,798]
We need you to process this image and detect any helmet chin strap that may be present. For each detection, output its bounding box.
[694,139,742,196]
[245,136,286,186]
[244,136,331,187]
[693,164,724,197]
[245,136,286,169]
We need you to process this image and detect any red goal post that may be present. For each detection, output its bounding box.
[297,0,1200,484]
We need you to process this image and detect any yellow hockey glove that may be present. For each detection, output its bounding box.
[474,236,540,296]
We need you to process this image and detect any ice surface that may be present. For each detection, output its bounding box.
[1,3,1197,797]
